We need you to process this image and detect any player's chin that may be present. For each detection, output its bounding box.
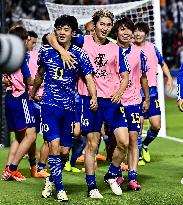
[58,39,66,43]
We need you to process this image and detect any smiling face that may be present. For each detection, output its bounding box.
[54,25,72,45]
[117,25,133,44]
[95,16,112,41]
[134,28,146,45]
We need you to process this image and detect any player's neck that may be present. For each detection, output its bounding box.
[93,33,107,45]
[117,40,130,49]
[135,41,145,47]
[59,41,71,50]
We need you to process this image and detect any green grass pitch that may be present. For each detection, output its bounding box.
[0,99,183,205]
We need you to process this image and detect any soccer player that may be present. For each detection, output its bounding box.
[2,26,36,181]
[31,15,97,202]
[177,63,183,112]
[27,30,38,51]
[112,17,149,190]
[177,63,183,184]
[28,49,50,178]
[46,10,129,198]
[85,21,95,35]
[134,22,173,165]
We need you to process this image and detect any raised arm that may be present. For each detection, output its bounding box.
[46,33,76,69]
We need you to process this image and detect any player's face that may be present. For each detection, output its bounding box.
[117,25,133,44]
[95,17,112,40]
[27,36,37,51]
[134,29,146,44]
[55,25,72,45]
[85,22,95,36]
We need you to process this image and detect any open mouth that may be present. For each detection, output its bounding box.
[59,36,66,40]
[101,31,107,36]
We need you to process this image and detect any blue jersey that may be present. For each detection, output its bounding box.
[154,45,165,66]
[177,63,183,100]
[38,44,94,111]
[21,53,31,79]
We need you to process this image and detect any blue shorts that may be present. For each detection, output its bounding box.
[5,91,35,132]
[41,104,74,147]
[123,104,141,132]
[141,95,161,118]
[81,96,128,133]
[29,101,41,133]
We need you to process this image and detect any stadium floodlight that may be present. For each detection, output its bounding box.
[45,0,166,137]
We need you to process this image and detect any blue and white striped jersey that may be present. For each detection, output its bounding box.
[38,44,94,111]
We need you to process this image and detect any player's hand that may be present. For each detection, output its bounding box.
[177,99,183,112]
[90,97,98,111]
[142,99,150,113]
[111,92,121,104]
[34,96,42,102]
[166,77,173,91]
[3,78,12,87]
[60,50,77,69]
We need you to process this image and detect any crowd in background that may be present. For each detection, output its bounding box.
[161,0,183,69]
[4,0,183,69]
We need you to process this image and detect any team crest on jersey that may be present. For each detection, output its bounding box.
[94,53,108,78]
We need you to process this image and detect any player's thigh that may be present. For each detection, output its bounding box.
[41,104,61,143]
[60,109,75,148]
[124,105,141,133]
[81,96,102,132]
[104,102,128,130]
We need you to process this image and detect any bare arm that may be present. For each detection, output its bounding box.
[111,71,129,104]
[31,67,44,99]
[161,63,173,88]
[47,33,76,69]
[26,76,34,86]
[140,72,150,113]
[85,74,98,111]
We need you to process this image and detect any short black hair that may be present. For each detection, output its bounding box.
[134,22,149,34]
[28,30,38,38]
[54,15,78,32]
[42,33,49,45]
[109,17,134,40]
[9,26,28,40]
